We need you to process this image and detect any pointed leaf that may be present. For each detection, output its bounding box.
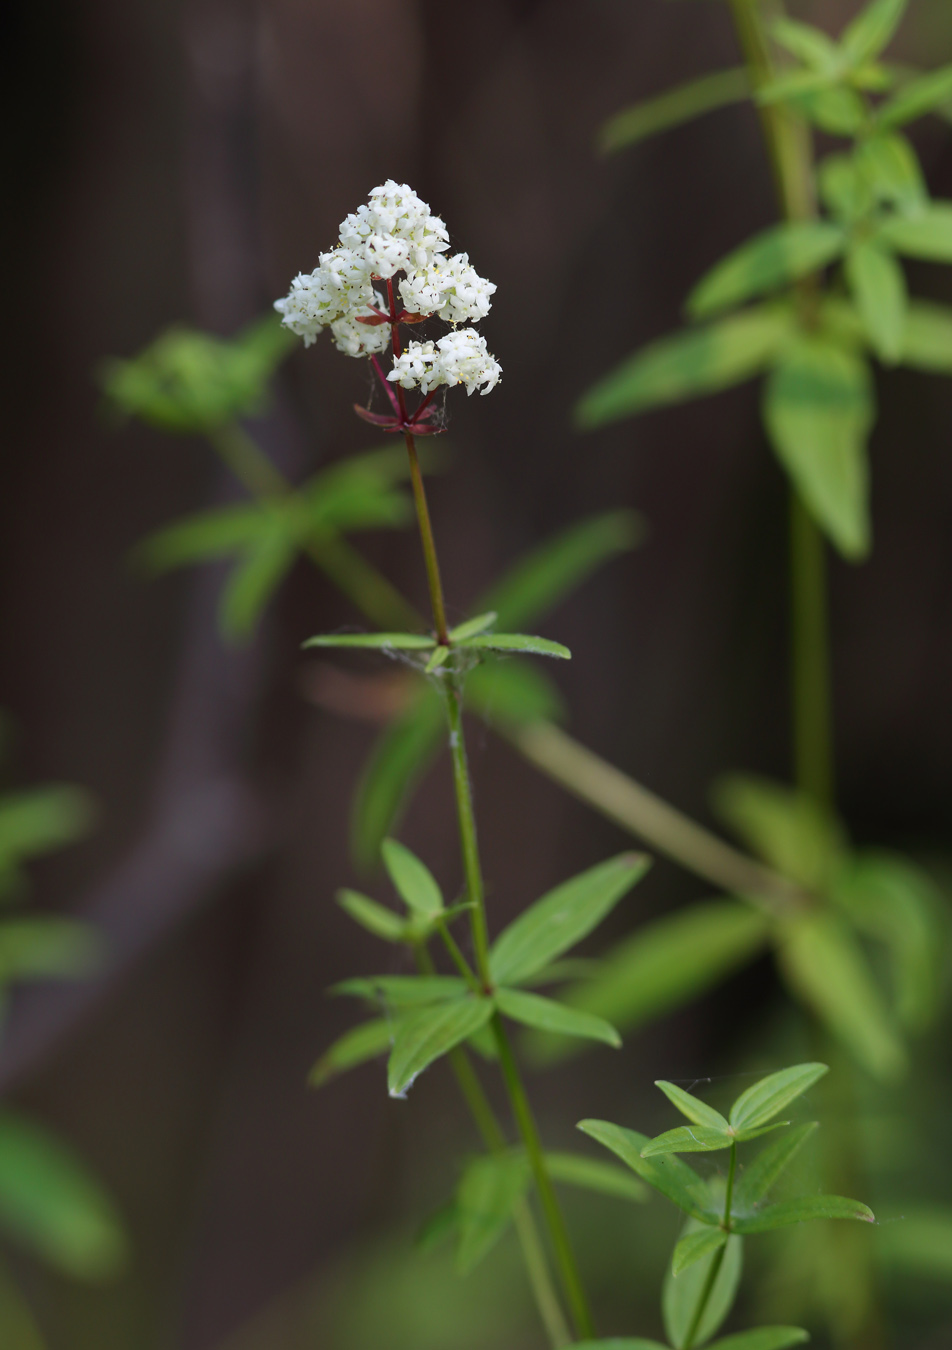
[456,1150,530,1273]
[489,852,650,987]
[544,1151,648,1204]
[449,612,497,642]
[733,1194,874,1233]
[663,1224,742,1348]
[855,133,926,210]
[798,87,867,136]
[877,62,952,128]
[133,503,274,573]
[763,336,874,559]
[575,307,793,429]
[845,240,908,364]
[642,1125,733,1157]
[380,838,443,917]
[819,154,875,223]
[734,1122,818,1211]
[219,525,296,640]
[712,774,847,892]
[672,1227,727,1277]
[771,19,840,70]
[0,919,101,982]
[777,913,906,1079]
[308,1018,394,1087]
[302,631,435,650]
[0,787,94,863]
[424,646,449,673]
[879,203,952,262]
[577,1121,716,1223]
[729,1063,828,1131]
[332,975,466,1007]
[459,633,571,660]
[336,890,406,942]
[688,223,845,319]
[388,996,494,1097]
[899,300,952,373]
[842,0,908,64]
[655,1081,729,1131]
[598,67,750,154]
[706,1331,809,1350]
[495,987,620,1047]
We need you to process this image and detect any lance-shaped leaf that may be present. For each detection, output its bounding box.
[424,646,449,673]
[733,1194,874,1233]
[771,18,840,70]
[332,975,466,1007]
[495,987,620,1047]
[705,1331,809,1350]
[855,133,926,211]
[0,1113,128,1279]
[0,919,101,982]
[876,62,952,128]
[0,787,94,866]
[220,524,297,640]
[687,222,845,319]
[845,240,907,364]
[381,838,443,918]
[712,774,847,892]
[544,1151,648,1203]
[308,1018,394,1087]
[336,890,406,943]
[300,446,420,533]
[733,1121,818,1212]
[577,1121,716,1223]
[878,203,952,262]
[819,154,876,223]
[763,335,874,559]
[449,612,497,642]
[777,913,906,1079]
[303,631,435,651]
[489,853,649,987]
[455,1150,530,1273]
[388,996,494,1097]
[642,1125,734,1157]
[458,633,570,660]
[842,0,908,64]
[597,67,750,154]
[729,1063,828,1132]
[672,1227,727,1277]
[798,87,867,137]
[663,1224,742,1348]
[654,1081,729,1131]
[899,300,952,373]
[133,502,278,573]
[575,307,793,429]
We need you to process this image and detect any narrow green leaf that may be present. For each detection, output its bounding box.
[133,503,273,574]
[731,1122,791,1144]
[687,222,845,319]
[0,787,94,863]
[711,774,847,892]
[729,1063,828,1131]
[842,0,908,64]
[642,1125,733,1157]
[654,1081,730,1131]
[575,307,793,429]
[449,613,497,642]
[734,1122,818,1211]
[456,1150,530,1273]
[380,838,443,918]
[597,67,750,154]
[855,133,926,210]
[332,975,466,1007]
[388,997,493,1097]
[798,87,868,136]
[476,511,646,631]
[300,448,417,533]
[845,240,908,364]
[0,1113,128,1279]
[219,526,296,640]
[308,1018,394,1087]
[459,633,571,660]
[336,890,406,942]
[672,1227,727,1277]
[899,300,952,373]
[763,336,874,559]
[733,1194,874,1233]
[877,1205,952,1280]
[877,62,952,128]
[663,1225,742,1349]
[878,203,952,262]
[302,631,435,651]
[424,645,449,673]
[819,154,875,223]
[0,919,101,982]
[577,1121,716,1223]
[771,18,840,70]
[778,913,906,1079]
[527,901,769,1062]
[489,853,650,987]
[350,690,444,872]
[706,1330,809,1350]
[465,658,566,728]
[757,69,838,107]
[544,1151,648,1204]
[495,987,621,1047]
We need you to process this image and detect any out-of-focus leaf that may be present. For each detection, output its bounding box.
[380,839,443,918]
[476,511,645,632]
[712,774,846,892]
[663,1224,742,1349]
[706,1331,809,1350]
[576,1122,716,1223]
[842,0,908,64]
[0,1260,46,1350]
[388,997,494,1097]
[797,87,867,135]
[758,69,838,107]
[733,1194,874,1233]
[876,62,952,128]
[899,300,952,372]
[219,523,296,640]
[415,1198,459,1252]
[300,448,417,533]
[877,1205,952,1280]
[449,613,497,642]
[489,853,650,987]
[575,308,793,429]
[134,503,277,574]
[0,1113,128,1279]
[819,154,876,222]
[336,890,406,942]
[878,203,952,262]
[574,1341,668,1350]
[0,920,101,983]
[845,240,907,364]
[597,67,750,154]
[642,1125,733,1157]
[654,1081,729,1130]
[350,690,444,873]
[332,975,466,1007]
[855,132,926,210]
[543,1151,648,1204]
[771,18,840,69]
[459,633,571,660]
[0,787,94,870]
[672,1227,727,1277]
[778,913,905,1079]
[734,1122,818,1212]
[495,987,620,1047]
[455,1151,530,1274]
[465,659,566,728]
[763,337,874,558]
[729,1063,828,1132]
[830,852,945,1031]
[303,631,434,651]
[687,223,845,319]
[528,901,769,1063]
[308,1018,394,1087]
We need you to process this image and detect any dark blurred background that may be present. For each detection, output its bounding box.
[2,1,952,1347]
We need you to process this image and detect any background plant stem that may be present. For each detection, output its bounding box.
[683,1142,736,1350]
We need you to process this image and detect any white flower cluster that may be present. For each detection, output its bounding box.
[388,330,502,397]
[274,182,500,390]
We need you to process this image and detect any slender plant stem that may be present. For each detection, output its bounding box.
[790,494,834,809]
[403,430,450,645]
[443,679,493,985]
[683,1142,736,1350]
[210,422,290,500]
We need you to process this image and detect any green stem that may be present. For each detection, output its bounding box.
[210,422,289,500]
[444,679,493,986]
[683,1143,736,1350]
[790,494,834,808]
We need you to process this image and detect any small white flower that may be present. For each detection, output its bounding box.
[330,300,391,358]
[388,329,501,397]
[273,246,375,345]
[339,180,450,277]
[398,252,496,324]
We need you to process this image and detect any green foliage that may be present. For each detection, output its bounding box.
[455,1151,531,1273]
[597,68,750,154]
[388,998,494,1098]
[381,838,444,918]
[576,1123,716,1224]
[732,1195,874,1234]
[542,1151,648,1204]
[0,785,94,902]
[308,1018,394,1087]
[733,1123,818,1213]
[728,1064,827,1132]
[672,1227,727,1278]
[662,1226,743,1348]
[687,224,845,319]
[844,239,908,363]
[876,62,952,128]
[494,987,621,1048]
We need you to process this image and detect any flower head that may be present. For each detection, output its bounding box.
[388,330,502,397]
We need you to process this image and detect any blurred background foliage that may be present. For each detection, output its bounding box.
[3,0,952,1348]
